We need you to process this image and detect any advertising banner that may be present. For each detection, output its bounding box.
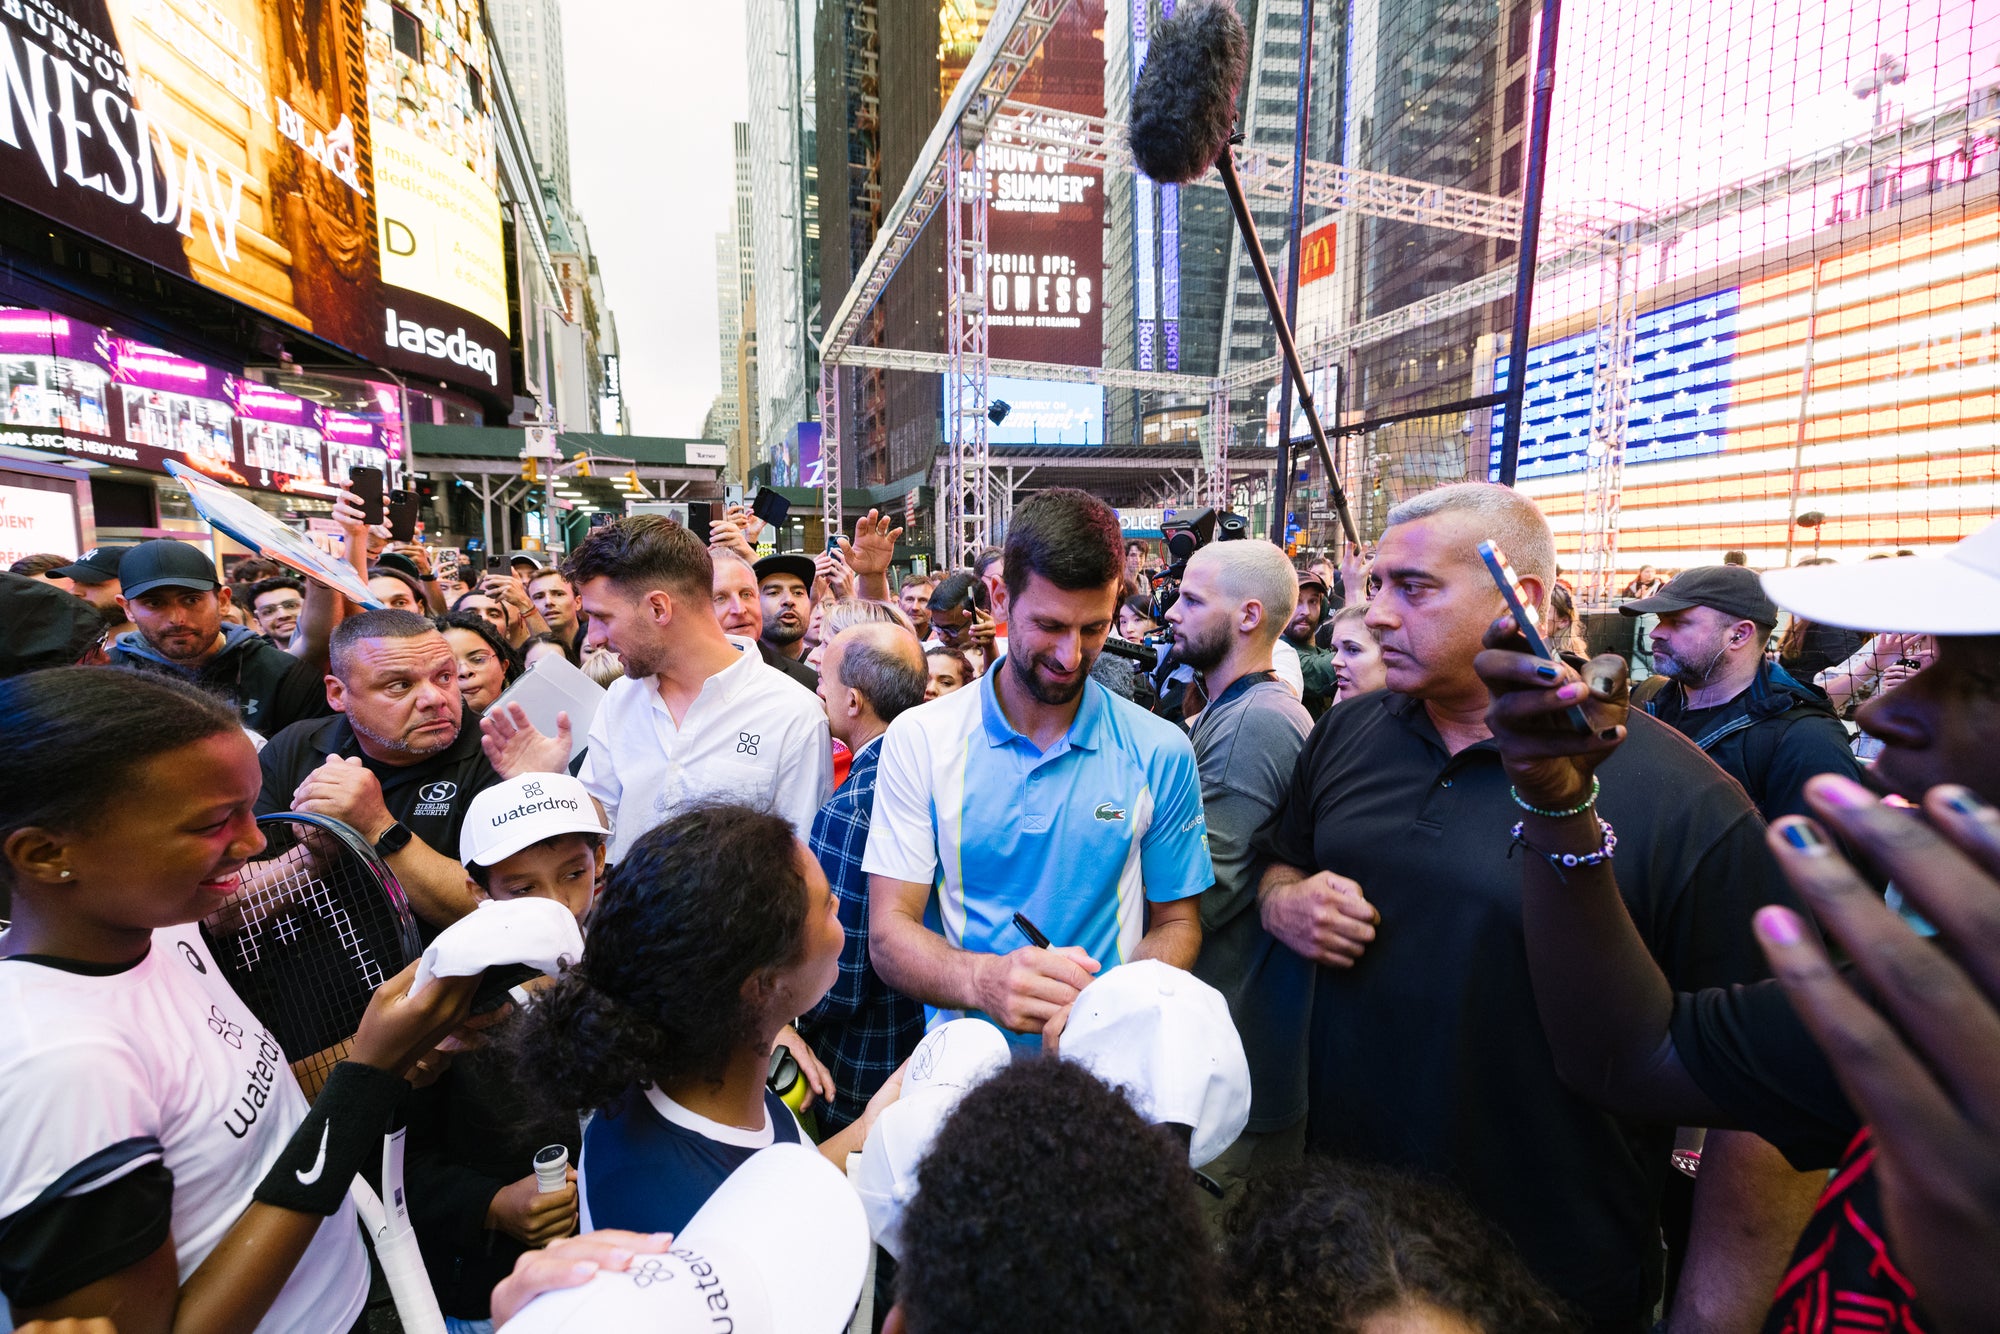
[0,0,510,399]
[0,481,81,566]
[988,375,1103,446]
[980,0,1104,366]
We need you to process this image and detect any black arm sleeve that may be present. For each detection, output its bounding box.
[1669,976,1861,1171]
[0,1156,173,1309]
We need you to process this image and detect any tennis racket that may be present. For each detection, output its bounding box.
[201,812,445,1334]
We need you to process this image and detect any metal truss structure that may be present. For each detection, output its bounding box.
[942,131,995,565]
[816,0,1998,572]
[1575,234,1641,605]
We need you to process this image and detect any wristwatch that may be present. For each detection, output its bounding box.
[418,572,438,582]
[373,821,414,857]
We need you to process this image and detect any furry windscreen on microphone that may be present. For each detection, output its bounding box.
[1128,0,1248,185]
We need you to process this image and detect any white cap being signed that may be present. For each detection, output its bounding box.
[459,772,610,869]
[1059,959,1251,1169]
[498,1143,870,1334]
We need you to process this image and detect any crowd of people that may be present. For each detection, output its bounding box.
[2,479,1998,1334]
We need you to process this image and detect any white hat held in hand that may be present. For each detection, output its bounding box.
[1058,959,1251,1168]
[851,1018,1010,1258]
[498,1142,870,1334]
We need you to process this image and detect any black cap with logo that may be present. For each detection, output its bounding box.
[754,553,819,590]
[118,540,222,598]
[1620,565,1778,627]
[48,546,132,585]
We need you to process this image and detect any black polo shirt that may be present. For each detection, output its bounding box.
[254,712,501,872]
[1253,690,1802,1332]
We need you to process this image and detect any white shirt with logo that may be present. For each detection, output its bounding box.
[0,924,368,1330]
[581,636,834,861]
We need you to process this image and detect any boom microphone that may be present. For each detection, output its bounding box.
[1127,0,1361,548]
[1128,0,1247,184]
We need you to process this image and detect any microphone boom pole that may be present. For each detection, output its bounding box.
[1215,143,1359,548]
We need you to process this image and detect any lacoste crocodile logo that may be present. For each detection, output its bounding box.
[1094,802,1126,822]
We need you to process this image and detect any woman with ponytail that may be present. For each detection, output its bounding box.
[511,802,902,1235]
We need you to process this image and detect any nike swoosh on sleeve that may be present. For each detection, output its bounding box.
[295,1123,331,1185]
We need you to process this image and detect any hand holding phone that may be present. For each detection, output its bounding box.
[388,489,419,543]
[1477,540,1590,734]
[349,466,385,527]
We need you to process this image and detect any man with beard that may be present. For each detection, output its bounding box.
[1622,565,1860,823]
[1284,567,1339,718]
[756,553,817,666]
[107,538,339,736]
[1163,540,1315,1208]
[716,551,817,690]
[255,610,502,929]
[482,516,830,858]
[865,488,1211,1051]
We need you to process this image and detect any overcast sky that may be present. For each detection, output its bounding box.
[559,0,747,438]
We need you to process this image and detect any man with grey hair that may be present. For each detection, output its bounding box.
[800,621,931,1130]
[1161,541,1315,1214]
[1251,482,1820,1331]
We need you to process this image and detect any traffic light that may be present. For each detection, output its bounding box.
[574,453,593,477]
[523,457,539,484]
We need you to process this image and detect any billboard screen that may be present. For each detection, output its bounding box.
[988,376,1103,446]
[980,0,1104,366]
[0,305,399,494]
[0,0,509,398]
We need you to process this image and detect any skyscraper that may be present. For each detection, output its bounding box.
[746,0,820,470]
[712,229,742,448]
[490,0,572,207]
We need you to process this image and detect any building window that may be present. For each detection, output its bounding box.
[1507,3,1532,62]
[391,6,423,64]
[1499,145,1522,195]
[1504,75,1526,129]
[467,66,485,113]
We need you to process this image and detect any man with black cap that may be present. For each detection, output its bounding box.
[0,572,107,676]
[1622,564,1861,823]
[45,546,131,626]
[1284,567,1339,718]
[106,538,339,736]
[756,552,817,666]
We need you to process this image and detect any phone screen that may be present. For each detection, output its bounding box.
[348,466,385,526]
[1477,540,1590,733]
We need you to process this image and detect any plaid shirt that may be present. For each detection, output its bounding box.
[799,735,926,1130]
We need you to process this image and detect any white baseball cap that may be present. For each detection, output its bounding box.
[411,897,585,998]
[459,773,610,869]
[1760,519,2000,635]
[1058,959,1251,1169]
[499,1142,870,1334]
[850,1019,1010,1257]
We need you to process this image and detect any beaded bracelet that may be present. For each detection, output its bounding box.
[1510,775,1599,819]
[1510,817,1618,883]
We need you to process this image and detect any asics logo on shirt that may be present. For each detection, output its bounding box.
[178,940,208,973]
[1094,802,1127,822]
[294,1123,331,1184]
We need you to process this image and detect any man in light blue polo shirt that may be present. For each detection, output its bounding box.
[865,488,1210,1049]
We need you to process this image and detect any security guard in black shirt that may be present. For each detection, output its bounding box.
[256,610,501,930]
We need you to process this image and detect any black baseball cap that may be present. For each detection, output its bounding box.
[118,539,221,598]
[374,550,423,582]
[48,545,131,585]
[753,553,818,590]
[1620,564,1778,626]
[0,572,106,676]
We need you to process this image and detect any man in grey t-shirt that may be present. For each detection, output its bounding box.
[1163,542,1315,1212]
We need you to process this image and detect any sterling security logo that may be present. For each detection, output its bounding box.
[384,309,499,385]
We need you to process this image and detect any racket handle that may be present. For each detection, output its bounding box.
[350,1180,446,1334]
[534,1143,569,1193]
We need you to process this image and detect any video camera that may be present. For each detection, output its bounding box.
[1100,506,1250,670]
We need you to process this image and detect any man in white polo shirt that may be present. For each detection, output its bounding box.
[486,515,831,861]
[866,489,1211,1052]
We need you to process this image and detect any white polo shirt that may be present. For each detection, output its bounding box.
[582,635,833,861]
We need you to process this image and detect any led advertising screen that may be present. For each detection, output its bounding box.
[0,305,391,493]
[0,0,509,398]
[988,375,1104,446]
[979,0,1104,366]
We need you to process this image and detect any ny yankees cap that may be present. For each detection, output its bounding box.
[499,1143,871,1334]
[459,773,610,869]
[48,545,131,585]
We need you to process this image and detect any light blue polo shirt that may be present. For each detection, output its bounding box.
[862,659,1212,1047]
